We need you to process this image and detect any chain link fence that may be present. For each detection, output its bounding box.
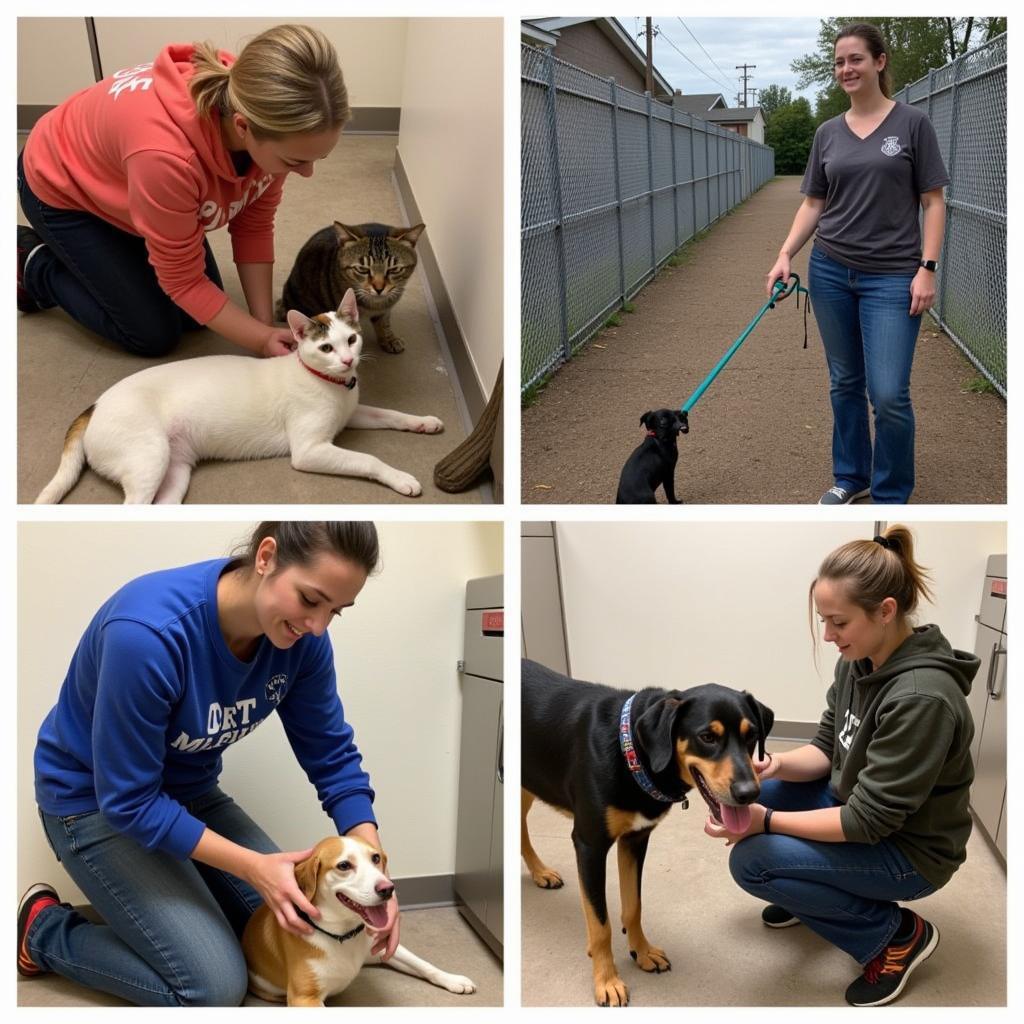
[522,43,775,393]
[894,33,1006,396]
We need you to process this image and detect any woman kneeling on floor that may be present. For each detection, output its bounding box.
[704,525,978,1006]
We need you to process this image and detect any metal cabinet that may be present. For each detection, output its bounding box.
[967,555,1007,863]
[454,576,503,958]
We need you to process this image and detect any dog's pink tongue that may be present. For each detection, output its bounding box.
[364,903,389,930]
[720,803,752,834]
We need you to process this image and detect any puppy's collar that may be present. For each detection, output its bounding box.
[645,430,657,437]
[297,910,365,943]
[619,694,689,808]
[298,356,357,390]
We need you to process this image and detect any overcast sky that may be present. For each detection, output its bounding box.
[618,16,823,108]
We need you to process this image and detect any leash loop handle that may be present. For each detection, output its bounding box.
[769,273,802,307]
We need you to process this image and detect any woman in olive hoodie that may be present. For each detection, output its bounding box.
[706,525,978,1007]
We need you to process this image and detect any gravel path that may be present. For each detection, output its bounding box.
[521,176,1006,505]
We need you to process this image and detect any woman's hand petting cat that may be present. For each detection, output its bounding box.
[263,327,297,357]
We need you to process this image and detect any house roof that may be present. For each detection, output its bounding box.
[705,107,764,123]
[672,93,728,115]
[521,17,674,98]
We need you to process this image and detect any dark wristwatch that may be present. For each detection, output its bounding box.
[920,259,938,272]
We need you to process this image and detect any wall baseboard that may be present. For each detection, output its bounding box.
[17,105,400,135]
[770,721,819,742]
[393,872,456,909]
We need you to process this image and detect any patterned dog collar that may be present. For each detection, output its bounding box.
[619,694,688,807]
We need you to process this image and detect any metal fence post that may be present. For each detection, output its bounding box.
[646,91,656,278]
[689,113,697,236]
[938,61,960,325]
[610,77,626,308]
[705,126,711,227]
[671,106,680,251]
[543,47,571,361]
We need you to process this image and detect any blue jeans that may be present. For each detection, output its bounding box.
[808,247,922,504]
[17,151,223,357]
[28,787,279,1006]
[729,778,935,965]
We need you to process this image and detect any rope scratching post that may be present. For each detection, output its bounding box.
[434,362,503,493]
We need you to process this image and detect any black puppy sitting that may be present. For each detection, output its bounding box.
[615,409,689,504]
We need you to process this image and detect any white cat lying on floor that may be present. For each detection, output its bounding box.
[34,289,442,504]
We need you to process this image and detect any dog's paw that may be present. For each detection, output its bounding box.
[531,867,563,889]
[631,945,671,973]
[413,416,444,434]
[387,471,422,497]
[439,973,477,994]
[594,976,629,1007]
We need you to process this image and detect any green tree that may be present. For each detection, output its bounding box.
[758,84,794,122]
[764,97,817,175]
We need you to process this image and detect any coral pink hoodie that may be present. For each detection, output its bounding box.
[22,44,286,325]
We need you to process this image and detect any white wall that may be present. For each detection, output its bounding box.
[18,521,502,903]
[553,521,1005,725]
[18,18,409,109]
[397,18,504,399]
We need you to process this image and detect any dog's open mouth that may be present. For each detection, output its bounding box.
[691,767,752,834]
[336,892,390,929]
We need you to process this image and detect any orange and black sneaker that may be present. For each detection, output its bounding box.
[845,910,939,1007]
[17,883,59,977]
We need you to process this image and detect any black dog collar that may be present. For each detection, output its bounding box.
[296,910,365,943]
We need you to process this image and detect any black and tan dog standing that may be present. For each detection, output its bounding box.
[521,658,773,1006]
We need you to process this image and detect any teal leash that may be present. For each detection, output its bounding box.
[680,274,811,415]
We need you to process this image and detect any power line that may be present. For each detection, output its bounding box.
[676,18,733,87]
[655,22,734,95]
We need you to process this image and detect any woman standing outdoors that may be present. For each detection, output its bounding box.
[705,526,978,1006]
[17,24,346,358]
[17,522,399,1006]
[766,23,950,505]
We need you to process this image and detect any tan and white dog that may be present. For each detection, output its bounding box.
[242,835,477,1006]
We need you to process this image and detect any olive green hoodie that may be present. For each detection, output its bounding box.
[810,624,979,889]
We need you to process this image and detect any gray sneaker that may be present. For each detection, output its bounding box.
[818,486,870,506]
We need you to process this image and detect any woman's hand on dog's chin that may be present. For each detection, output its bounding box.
[246,847,321,936]
[703,804,767,845]
[369,893,401,959]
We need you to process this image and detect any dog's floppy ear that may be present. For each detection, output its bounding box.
[640,411,653,428]
[294,848,323,901]
[633,694,691,774]
[742,692,775,761]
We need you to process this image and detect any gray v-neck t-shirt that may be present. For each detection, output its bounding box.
[801,101,950,274]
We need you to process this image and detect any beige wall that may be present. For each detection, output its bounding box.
[19,521,503,903]
[552,521,1005,725]
[398,18,504,398]
[18,17,408,108]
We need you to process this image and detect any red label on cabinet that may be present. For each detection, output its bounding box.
[482,611,504,633]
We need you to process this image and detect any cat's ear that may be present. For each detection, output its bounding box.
[395,224,425,246]
[333,222,362,244]
[286,309,316,340]
[338,289,360,324]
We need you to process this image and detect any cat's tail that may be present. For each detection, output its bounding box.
[35,406,93,504]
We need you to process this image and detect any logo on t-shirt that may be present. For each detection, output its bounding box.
[881,136,902,157]
[266,673,289,705]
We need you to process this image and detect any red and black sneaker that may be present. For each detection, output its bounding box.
[17,883,59,977]
[17,225,44,313]
[845,911,939,1007]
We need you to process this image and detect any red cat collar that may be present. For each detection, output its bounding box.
[298,356,357,390]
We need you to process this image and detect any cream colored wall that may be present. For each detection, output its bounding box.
[17,19,96,103]
[18,521,502,904]
[398,18,504,398]
[553,521,1005,725]
[18,18,408,108]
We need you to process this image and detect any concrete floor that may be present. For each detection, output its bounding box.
[18,134,484,504]
[17,905,502,1007]
[521,742,1006,1007]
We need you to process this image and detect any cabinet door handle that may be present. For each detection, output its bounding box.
[988,643,1007,699]
[497,716,504,784]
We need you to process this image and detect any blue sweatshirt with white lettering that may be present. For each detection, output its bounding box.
[34,558,376,860]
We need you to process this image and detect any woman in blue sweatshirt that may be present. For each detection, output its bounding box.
[18,521,398,1005]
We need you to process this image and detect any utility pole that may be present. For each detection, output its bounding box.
[735,63,756,106]
[645,17,654,94]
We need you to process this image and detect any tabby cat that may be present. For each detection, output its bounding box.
[277,222,425,353]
